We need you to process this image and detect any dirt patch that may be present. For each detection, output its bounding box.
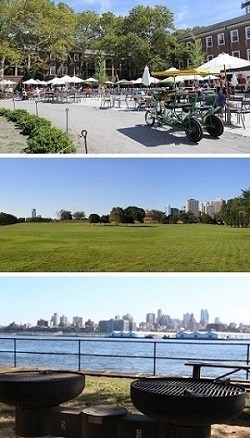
[0,117,28,153]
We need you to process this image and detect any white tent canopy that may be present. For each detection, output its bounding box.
[198,53,250,72]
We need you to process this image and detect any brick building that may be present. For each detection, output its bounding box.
[180,13,250,74]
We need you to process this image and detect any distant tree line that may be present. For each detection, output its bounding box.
[1,189,249,227]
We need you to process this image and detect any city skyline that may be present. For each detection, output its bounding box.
[0,275,249,326]
[55,0,244,29]
[0,158,249,218]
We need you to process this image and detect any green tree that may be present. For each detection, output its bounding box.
[124,206,146,223]
[145,209,165,223]
[188,36,205,67]
[72,211,85,220]
[0,212,18,226]
[100,215,110,225]
[89,213,100,224]
[110,207,125,225]
[58,210,72,221]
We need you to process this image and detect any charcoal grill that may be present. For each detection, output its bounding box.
[131,377,246,438]
[0,370,85,437]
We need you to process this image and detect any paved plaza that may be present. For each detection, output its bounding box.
[0,97,250,154]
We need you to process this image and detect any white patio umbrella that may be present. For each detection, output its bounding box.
[84,77,99,83]
[115,79,130,85]
[141,65,151,86]
[23,78,39,85]
[52,77,66,85]
[150,77,160,84]
[60,74,73,83]
[203,74,219,80]
[198,53,250,72]
[132,78,142,84]
[70,75,84,84]
[46,77,60,85]
[160,76,185,84]
[0,79,17,85]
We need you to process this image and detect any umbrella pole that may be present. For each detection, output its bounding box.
[224,64,231,124]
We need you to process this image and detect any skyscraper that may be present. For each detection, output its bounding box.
[200,309,209,327]
[210,199,225,213]
[165,204,171,216]
[31,208,36,218]
[185,199,199,216]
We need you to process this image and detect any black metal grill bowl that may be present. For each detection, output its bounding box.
[130,377,246,426]
[0,370,85,408]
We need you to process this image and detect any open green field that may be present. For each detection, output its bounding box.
[0,222,249,272]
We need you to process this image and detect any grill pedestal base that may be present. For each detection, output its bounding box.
[82,405,128,438]
[15,407,50,437]
[161,423,211,438]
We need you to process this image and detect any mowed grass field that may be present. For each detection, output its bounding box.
[0,222,249,272]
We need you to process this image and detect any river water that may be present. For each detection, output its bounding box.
[0,334,249,379]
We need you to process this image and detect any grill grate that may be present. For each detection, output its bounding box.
[132,378,245,398]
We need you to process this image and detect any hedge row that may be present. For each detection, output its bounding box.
[0,108,76,153]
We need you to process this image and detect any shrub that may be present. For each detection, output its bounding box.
[0,108,76,153]
[25,126,75,153]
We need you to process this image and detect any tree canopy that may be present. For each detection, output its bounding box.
[0,1,188,79]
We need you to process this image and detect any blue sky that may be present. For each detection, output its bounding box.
[57,1,244,28]
[0,158,249,218]
[0,275,249,326]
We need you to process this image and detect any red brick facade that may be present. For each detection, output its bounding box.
[181,14,250,69]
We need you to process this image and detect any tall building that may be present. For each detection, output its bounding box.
[200,309,209,328]
[146,313,156,326]
[59,315,68,327]
[157,309,163,323]
[165,205,171,216]
[50,312,59,327]
[31,208,36,218]
[205,204,215,217]
[211,199,225,213]
[185,199,199,216]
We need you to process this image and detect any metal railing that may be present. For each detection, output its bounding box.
[0,336,249,380]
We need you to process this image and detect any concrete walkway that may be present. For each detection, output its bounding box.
[1,97,250,154]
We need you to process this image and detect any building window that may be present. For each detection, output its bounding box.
[206,36,213,47]
[61,66,68,75]
[217,33,225,45]
[187,58,192,67]
[245,26,250,39]
[247,48,250,61]
[49,66,56,76]
[230,29,239,42]
[74,53,79,62]
[207,55,213,61]
[178,60,184,69]
[50,52,56,60]
[232,50,240,57]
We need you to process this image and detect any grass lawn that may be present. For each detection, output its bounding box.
[0,221,249,272]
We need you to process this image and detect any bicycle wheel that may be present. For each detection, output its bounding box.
[183,117,203,143]
[205,114,224,137]
[145,110,155,126]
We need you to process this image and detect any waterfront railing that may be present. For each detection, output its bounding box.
[0,337,249,380]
